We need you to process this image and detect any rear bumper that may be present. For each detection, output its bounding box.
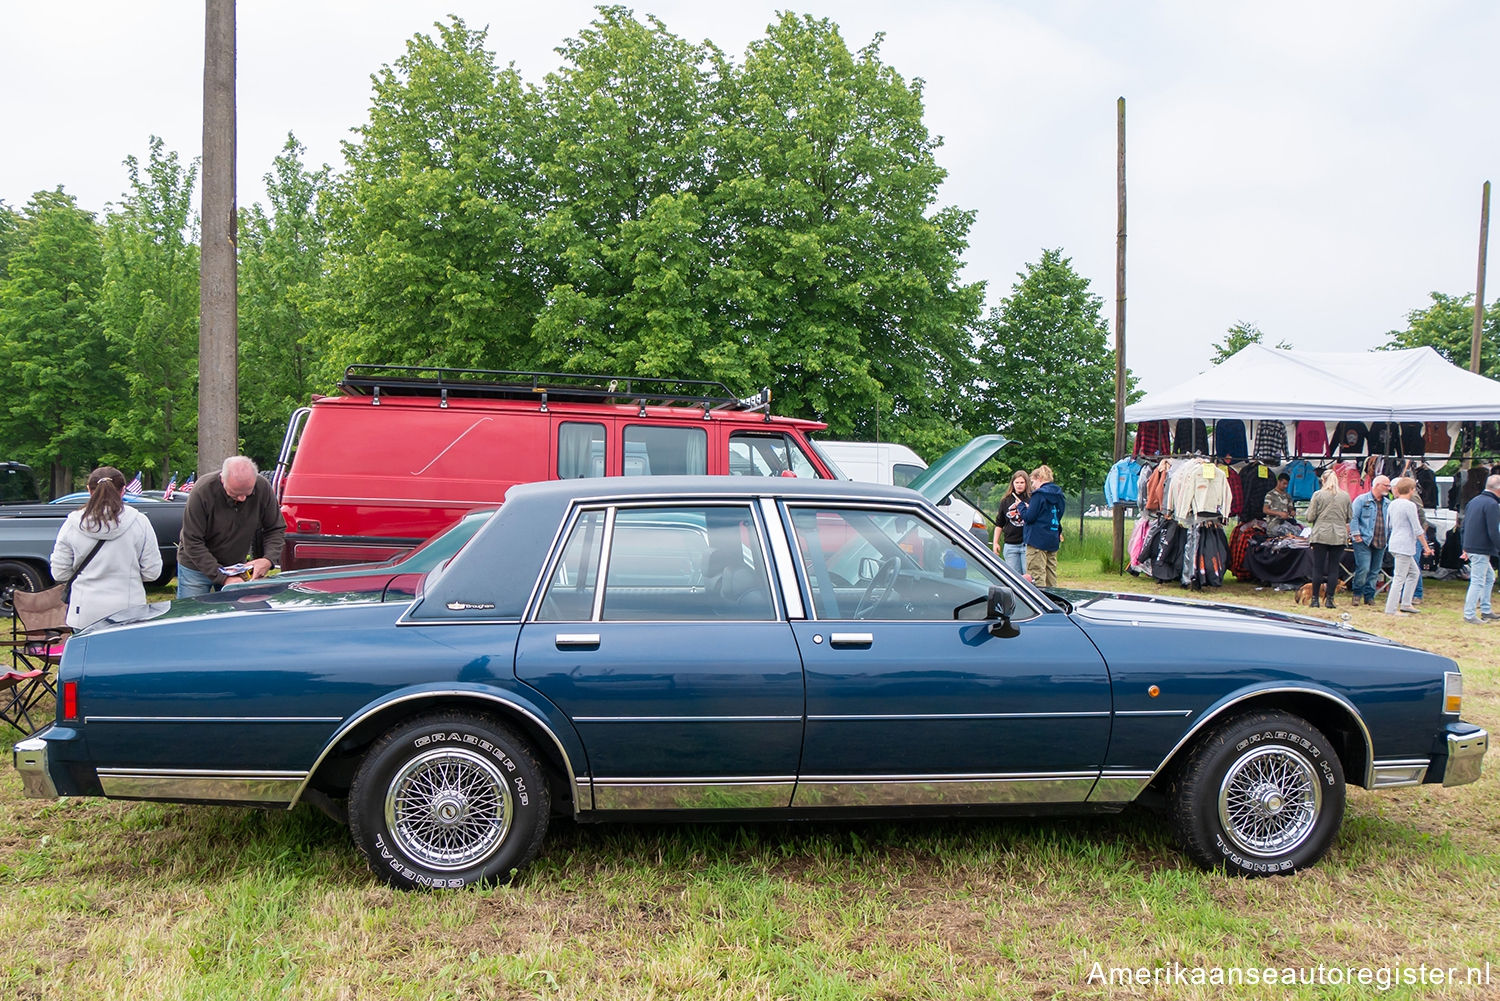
[1442,722,1488,787]
[13,731,58,799]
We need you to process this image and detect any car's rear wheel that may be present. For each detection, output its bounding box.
[1168,710,1345,876]
[0,560,45,615]
[349,712,550,890]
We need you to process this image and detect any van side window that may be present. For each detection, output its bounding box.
[558,423,607,479]
[892,463,923,488]
[622,425,707,476]
[729,432,821,478]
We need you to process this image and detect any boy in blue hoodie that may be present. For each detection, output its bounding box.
[1020,464,1066,586]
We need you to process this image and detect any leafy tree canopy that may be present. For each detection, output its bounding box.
[1208,320,1292,367]
[1383,291,1500,379]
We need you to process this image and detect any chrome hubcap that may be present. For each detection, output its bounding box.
[385,747,513,870]
[1218,744,1321,857]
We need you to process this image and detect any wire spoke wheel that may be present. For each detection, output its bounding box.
[385,746,514,871]
[1217,744,1322,858]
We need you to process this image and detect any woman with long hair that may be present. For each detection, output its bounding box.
[1303,469,1352,609]
[993,469,1030,576]
[49,466,162,628]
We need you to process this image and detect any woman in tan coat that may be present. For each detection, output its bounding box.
[1304,469,1353,608]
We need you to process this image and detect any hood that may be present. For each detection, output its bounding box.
[906,434,1010,506]
[1053,587,1403,646]
[68,505,144,541]
[1031,482,1064,503]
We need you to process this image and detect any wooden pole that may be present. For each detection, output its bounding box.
[1470,180,1491,374]
[1111,97,1128,570]
[199,0,239,475]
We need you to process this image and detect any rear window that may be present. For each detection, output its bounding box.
[623,425,707,476]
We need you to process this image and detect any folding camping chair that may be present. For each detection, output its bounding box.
[0,588,70,733]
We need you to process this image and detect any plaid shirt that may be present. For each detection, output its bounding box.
[1253,420,1288,462]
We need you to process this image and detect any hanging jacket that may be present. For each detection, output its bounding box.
[1150,520,1185,581]
[1103,457,1142,506]
[1238,462,1276,520]
[1195,522,1228,587]
[1019,482,1066,552]
[1366,421,1400,456]
[1400,422,1425,456]
[1284,459,1318,501]
[1174,418,1210,453]
[1213,419,1248,462]
[1144,461,1171,513]
[1414,466,1438,509]
[1424,421,1453,457]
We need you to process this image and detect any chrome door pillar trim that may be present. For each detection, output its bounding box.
[759,496,805,620]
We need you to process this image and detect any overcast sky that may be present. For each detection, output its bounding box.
[3,1,1496,395]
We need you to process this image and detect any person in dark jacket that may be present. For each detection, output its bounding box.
[1020,464,1066,587]
[176,455,286,598]
[1460,473,1500,624]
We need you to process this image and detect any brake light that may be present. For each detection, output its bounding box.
[63,680,78,721]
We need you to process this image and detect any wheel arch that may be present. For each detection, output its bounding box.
[294,689,584,816]
[1148,686,1373,792]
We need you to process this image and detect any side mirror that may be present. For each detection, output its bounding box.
[986,584,1020,638]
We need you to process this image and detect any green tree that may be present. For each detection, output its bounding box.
[528,7,722,380]
[1383,291,1500,379]
[238,134,330,464]
[315,18,544,381]
[98,136,201,482]
[709,13,981,451]
[0,200,19,280]
[0,188,107,494]
[1209,320,1292,366]
[970,249,1125,490]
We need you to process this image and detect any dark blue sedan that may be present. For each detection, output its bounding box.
[14,478,1488,889]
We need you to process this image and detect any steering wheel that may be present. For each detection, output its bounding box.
[853,556,900,619]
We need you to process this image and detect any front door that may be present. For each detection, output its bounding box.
[782,503,1112,807]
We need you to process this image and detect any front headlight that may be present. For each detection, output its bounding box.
[1445,671,1463,714]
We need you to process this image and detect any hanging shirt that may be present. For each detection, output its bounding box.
[1174,418,1210,453]
[1104,457,1143,505]
[1330,421,1368,457]
[1253,420,1289,462]
[1296,421,1330,457]
[1134,420,1171,457]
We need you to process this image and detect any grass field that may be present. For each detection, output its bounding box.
[2,541,1496,1000]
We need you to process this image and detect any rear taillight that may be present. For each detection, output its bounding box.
[63,680,78,721]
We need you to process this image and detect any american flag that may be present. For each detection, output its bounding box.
[161,473,178,499]
[124,470,144,495]
[179,473,196,493]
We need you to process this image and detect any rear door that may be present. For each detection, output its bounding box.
[515,501,804,810]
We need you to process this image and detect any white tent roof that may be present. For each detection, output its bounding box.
[1124,345,1500,423]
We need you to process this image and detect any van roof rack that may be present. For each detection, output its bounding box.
[338,364,771,415]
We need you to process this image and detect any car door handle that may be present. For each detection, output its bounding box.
[830,632,873,647]
[555,633,601,648]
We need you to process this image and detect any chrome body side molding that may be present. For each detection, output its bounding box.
[97,768,305,804]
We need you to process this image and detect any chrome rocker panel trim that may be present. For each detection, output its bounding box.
[97,768,305,804]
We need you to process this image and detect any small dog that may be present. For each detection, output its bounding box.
[1295,581,1344,605]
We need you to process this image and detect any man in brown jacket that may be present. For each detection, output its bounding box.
[176,455,285,598]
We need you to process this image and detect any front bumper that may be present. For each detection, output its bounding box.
[1443,723,1489,787]
[14,730,59,799]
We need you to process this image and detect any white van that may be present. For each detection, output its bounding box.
[816,440,991,540]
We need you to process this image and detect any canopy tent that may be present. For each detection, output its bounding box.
[1124,345,1500,423]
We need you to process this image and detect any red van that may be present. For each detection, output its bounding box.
[272,366,840,569]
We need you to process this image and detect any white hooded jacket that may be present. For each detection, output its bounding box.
[49,505,163,629]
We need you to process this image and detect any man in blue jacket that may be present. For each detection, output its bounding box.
[1348,476,1390,607]
[1461,474,1500,624]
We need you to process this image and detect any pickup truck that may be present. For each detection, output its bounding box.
[0,498,185,611]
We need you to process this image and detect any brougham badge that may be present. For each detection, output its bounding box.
[446,601,496,611]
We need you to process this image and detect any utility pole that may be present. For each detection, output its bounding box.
[1470,180,1490,374]
[199,0,238,475]
[1112,97,1128,569]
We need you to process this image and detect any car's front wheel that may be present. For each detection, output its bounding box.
[1169,710,1345,876]
[349,712,550,890]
